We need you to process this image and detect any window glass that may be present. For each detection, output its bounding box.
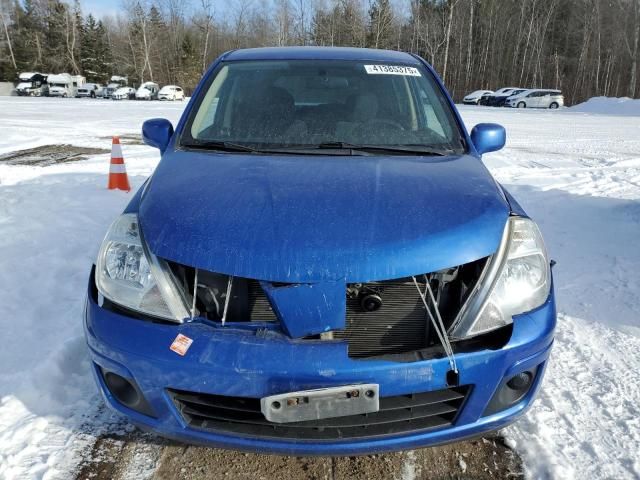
[184,60,464,152]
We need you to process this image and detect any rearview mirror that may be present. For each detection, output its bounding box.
[470,123,506,155]
[142,118,174,153]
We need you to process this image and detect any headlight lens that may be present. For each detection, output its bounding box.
[450,217,551,339]
[95,213,190,322]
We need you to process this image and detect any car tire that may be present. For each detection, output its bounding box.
[549,102,559,109]
[517,101,526,108]
[90,92,95,98]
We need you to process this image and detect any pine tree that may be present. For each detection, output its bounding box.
[95,20,112,81]
[43,1,68,72]
[79,13,112,82]
[177,32,199,93]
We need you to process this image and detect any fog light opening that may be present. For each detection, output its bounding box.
[507,371,533,391]
[483,366,540,417]
[104,372,140,408]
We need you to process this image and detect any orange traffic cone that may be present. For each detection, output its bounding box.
[108,136,131,192]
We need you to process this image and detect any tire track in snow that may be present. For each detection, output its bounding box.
[506,314,640,479]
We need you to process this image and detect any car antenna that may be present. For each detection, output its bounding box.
[412,276,458,374]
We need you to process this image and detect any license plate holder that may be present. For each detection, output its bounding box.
[261,384,379,423]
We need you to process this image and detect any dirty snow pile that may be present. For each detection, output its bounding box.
[0,97,639,479]
[568,96,640,116]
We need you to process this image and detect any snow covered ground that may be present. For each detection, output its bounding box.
[460,105,640,479]
[0,97,639,479]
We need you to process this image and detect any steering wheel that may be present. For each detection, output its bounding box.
[351,118,405,140]
[365,118,405,131]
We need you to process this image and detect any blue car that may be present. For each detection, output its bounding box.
[85,47,556,455]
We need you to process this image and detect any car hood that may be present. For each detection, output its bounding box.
[139,151,510,283]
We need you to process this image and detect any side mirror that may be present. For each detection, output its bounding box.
[142,118,174,153]
[470,123,506,155]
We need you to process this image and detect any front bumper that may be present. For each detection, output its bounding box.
[84,278,556,455]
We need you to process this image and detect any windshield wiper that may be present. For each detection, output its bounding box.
[296,142,452,156]
[184,140,260,153]
[183,140,454,157]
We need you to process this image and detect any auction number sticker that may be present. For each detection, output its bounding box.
[364,65,421,76]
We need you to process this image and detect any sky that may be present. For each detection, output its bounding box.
[81,0,121,19]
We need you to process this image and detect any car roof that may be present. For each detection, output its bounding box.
[224,47,421,65]
[518,88,562,94]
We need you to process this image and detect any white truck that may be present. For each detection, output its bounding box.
[135,81,160,100]
[76,83,104,98]
[16,72,49,96]
[47,73,75,97]
[104,76,128,99]
[72,75,86,94]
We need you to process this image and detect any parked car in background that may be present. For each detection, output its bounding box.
[85,47,556,456]
[112,87,136,100]
[47,73,75,97]
[462,90,493,105]
[480,87,522,107]
[158,85,185,100]
[136,82,160,100]
[494,89,527,107]
[77,83,104,98]
[15,72,49,96]
[104,76,128,99]
[505,89,564,109]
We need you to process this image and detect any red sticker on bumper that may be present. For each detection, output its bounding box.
[170,334,193,356]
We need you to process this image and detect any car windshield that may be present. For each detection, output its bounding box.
[182,60,465,154]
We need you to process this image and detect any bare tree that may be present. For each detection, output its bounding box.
[64,2,81,74]
[195,0,214,74]
[0,4,16,70]
[628,0,639,96]
[441,0,458,83]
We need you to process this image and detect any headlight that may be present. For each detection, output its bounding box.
[95,213,190,322]
[450,217,551,339]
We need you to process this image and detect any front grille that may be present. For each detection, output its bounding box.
[246,279,277,321]
[247,278,432,357]
[170,257,487,358]
[335,280,430,357]
[169,386,469,441]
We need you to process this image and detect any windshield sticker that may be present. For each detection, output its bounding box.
[364,65,421,76]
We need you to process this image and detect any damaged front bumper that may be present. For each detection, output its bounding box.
[84,278,556,455]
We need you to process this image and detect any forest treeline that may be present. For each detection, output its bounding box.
[1,0,639,103]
